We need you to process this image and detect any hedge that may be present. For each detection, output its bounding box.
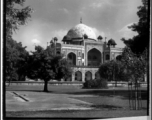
[83,78,108,89]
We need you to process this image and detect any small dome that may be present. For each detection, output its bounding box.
[97,35,103,40]
[62,35,71,41]
[107,39,117,45]
[66,24,97,41]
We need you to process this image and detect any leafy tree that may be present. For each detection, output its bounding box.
[121,0,149,55]
[121,47,147,82]
[27,45,55,92]
[121,47,148,110]
[6,37,29,84]
[5,0,32,84]
[26,45,72,92]
[51,56,72,80]
[98,60,127,84]
[98,62,113,81]
[6,0,32,37]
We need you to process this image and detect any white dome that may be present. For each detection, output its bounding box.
[66,24,97,41]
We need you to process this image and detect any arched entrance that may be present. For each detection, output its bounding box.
[106,54,110,60]
[67,52,76,65]
[95,72,100,80]
[85,71,92,81]
[116,55,122,61]
[75,71,82,81]
[87,48,101,66]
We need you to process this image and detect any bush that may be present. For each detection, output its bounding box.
[83,78,108,89]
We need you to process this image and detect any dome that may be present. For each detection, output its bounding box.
[107,39,117,45]
[66,24,97,41]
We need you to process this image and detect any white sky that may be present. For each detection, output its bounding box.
[12,0,142,51]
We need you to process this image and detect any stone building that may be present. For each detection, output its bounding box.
[52,21,123,82]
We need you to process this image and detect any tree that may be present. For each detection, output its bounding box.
[26,45,72,92]
[121,0,149,55]
[51,56,72,80]
[98,60,127,83]
[6,0,32,37]
[98,62,113,81]
[16,47,29,81]
[26,45,54,92]
[6,37,29,85]
[121,47,147,82]
[121,47,148,110]
[5,0,32,84]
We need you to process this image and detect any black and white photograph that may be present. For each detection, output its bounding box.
[2,0,151,119]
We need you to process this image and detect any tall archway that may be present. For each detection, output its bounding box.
[67,52,76,65]
[106,54,110,60]
[85,71,92,81]
[116,55,122,61]
[75,71,82,81]
[95,72,100,80]
[87,48,101,66]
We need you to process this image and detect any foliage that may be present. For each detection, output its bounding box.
[98,47,148,84]
[26,45,72,92]
[5,0,32,83]
[6,0,32,37]
[52,56,73,80]
[121,47,148,82]
[83,78,108,89]
[98,60,126,82]
[116,55,122,61]
[98,62,113,81]
[6,37,29,82]
[121,0,149,55]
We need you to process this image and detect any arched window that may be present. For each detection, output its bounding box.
[85,71,92,81]
[87,48,101,66]
[56,51,60,55]
[82,53,84,58]
[67,52,76,65]
[78,52,81,56]
[95,72,100,80]
[75,71,82,81]
[93,56,97,60]
[78,61,81,66]
[106,54,110,60]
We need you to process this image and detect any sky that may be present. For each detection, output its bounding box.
[12,0,142,52]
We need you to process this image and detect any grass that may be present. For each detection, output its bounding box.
[6,84,148,100]
[5,84,148,118]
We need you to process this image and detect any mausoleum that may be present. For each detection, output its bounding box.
[51,20,123,82]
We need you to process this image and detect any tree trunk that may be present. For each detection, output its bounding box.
[18,74,21,81]
[115,80,117,87]
[43,80,49,92]
[8,73,12,86]
[8,78,11,86]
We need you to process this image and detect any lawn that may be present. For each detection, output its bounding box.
[5,84,148,118]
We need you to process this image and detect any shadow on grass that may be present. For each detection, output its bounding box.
[6,85,148,100]
[91,104,122,110]
[65,90,148,100]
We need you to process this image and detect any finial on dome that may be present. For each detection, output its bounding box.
[80,17,82,23]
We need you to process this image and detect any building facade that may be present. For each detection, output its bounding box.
[53,22,123,82]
